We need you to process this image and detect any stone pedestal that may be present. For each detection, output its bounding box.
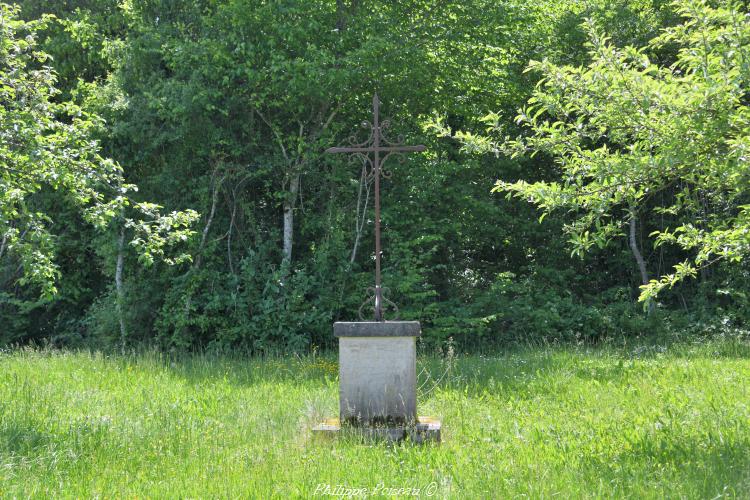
[312,321,441,443]
[334,321,420,424]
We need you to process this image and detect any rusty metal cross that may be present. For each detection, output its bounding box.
[326,94,426,321]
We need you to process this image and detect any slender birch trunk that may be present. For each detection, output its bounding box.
[629,211,654,314]
[115,225,126,352]
[282,174,300,265]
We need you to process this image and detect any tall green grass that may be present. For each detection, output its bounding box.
[0,339,748,497]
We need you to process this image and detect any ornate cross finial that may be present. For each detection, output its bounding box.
[326,94,426,321]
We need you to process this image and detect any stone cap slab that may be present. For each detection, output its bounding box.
[333,321,421,337]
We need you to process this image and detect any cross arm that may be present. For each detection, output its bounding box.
[325,145,427,154]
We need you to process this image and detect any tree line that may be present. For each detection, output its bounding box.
[1,0,748,352]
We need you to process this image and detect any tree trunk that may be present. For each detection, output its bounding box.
[0,232,7,260]
[629,212,654,314]
[183,172,224,323]
[115,225,127,352]
[193,172,223,271]
[282,174,300,265]
[629,214,649,286]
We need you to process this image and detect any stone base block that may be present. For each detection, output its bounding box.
[312,416,441,444]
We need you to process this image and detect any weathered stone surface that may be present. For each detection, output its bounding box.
[312,417,442,444]
[338,335,417,423]
[409,416,442,444]
[333,321,421,337]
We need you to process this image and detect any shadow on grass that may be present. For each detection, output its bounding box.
[0,420,52,455]
[0,415,112,459]
[152,337,750,397]
[413,337,750,399]
[160,353,339,388]
[21,336,747,396]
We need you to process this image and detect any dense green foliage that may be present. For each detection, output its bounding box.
[456,1,750,305]
[1,340,748,496]
[0,4,197,337]
[2,0,749,351]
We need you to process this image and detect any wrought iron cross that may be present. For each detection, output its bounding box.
[326,94,426,321]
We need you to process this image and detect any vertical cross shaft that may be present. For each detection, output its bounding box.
[372,95,383,320]
[325,94,426,321]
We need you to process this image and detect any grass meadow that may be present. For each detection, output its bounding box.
[0,338,749,498]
